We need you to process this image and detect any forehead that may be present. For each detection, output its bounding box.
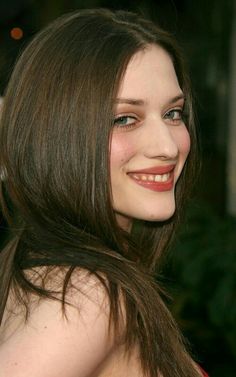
[117,45,181,101]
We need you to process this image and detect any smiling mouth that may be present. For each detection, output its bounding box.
[130,172,171,182]
[127,166,175,192]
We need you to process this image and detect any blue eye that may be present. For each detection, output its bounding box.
[114,115,137,128]
[164,109,183,123]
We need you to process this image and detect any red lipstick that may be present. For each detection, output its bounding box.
[129,164,175,175]
[127,164,175,192]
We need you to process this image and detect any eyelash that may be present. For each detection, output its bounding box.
[113,115,138,129]
[113,107,186,130]
[163,109,184,123]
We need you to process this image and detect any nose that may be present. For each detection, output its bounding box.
[142,118,179,160]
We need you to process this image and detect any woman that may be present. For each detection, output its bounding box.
[0,9,206,377]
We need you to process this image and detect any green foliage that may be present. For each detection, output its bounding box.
[166,201,236,372]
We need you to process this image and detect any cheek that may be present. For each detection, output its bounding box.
[110,133,136,167]
[175,127,191,159]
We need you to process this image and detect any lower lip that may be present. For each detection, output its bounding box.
[128,173,174,192]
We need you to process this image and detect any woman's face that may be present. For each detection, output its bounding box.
[110,45,190,231]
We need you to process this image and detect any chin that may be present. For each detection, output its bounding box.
[129,205,176,223]
[138,199,177,221]
[114,198,177,228]
[144,210,175,222]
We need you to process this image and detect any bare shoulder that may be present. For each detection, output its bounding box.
[0,268,117,377]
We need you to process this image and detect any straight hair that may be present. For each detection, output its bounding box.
[0,9,199,377]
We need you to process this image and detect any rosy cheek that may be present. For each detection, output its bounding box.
[110,133,136,165]
[175,128,191,158]
[182,131,191,155]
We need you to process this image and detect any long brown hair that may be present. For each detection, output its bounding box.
[0,9,199,377]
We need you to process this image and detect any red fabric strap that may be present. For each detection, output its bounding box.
[199,366,209,377]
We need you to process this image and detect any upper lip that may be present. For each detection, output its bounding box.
[128,164,176,175]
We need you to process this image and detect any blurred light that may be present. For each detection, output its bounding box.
[10,27,23,40]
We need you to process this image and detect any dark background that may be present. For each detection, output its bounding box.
[0,1,236,376]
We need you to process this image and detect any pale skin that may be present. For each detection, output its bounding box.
[0,45,201,376]
[110,45,190,231]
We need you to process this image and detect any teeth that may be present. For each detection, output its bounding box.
[131,173,170,182]
[154,175,162,182]
[164,174,169,182]
[160,173,170,182]
[154,174,169,182]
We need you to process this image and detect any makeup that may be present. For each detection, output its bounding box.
[128,165,175,192]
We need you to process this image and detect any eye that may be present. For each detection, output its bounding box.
[113,115,138,129]
[164,109,183,124]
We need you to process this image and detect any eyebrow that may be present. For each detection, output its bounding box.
[115,93,185,106]
[166,94,185,104]
[115,98,145,106]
